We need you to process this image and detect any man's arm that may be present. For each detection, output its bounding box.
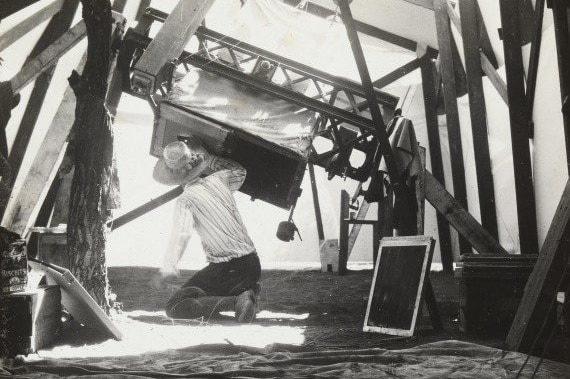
[207,156,246,191]
[159,197,195,276]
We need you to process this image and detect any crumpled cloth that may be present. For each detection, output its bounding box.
[165,67,317,157]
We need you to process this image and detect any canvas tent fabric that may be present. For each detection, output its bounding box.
[4,337,569,378]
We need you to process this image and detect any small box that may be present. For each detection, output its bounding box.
[319,239,339,272]
[0,285,62,357]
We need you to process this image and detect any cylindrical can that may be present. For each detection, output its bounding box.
[0,239,28,294]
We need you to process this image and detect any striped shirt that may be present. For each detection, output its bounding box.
[161,157,255,274]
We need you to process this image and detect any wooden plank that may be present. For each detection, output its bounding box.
[499,0,539,255]
[337,0,401,193]
[420,54,454,272]
[447,1,461,31]
[135,0,151,21]
[339,190,350,275]
[372,58,421,89]
[424,171,508,255]
[1,85,77,234]
[434,0,471,256]
[506,179,570,352]
[525,0,545,122]
[308,163,325,241]
[399,0,434,11]
[480,51,508,104]
[347,200,370,259]
[132,0,215,94]
[474,0,498,69]
[0,0,65,52]
[5,0,80,221]
[459,0,498,238]
[9,20,87,94]
[108,187,183,230]
[0,0,40,19]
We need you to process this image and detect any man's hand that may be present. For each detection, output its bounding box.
[150,271,177,292]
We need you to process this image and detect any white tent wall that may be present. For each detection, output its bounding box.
[531,22,567,248]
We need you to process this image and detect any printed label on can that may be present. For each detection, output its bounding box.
[0,240,27,294]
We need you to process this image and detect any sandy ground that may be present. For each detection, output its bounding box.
[103,266,568,360]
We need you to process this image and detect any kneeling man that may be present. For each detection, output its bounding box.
[151,137,260,323]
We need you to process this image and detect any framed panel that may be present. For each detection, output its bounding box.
[363,236,435,336]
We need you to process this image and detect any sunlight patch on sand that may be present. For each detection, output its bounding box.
[38,311,305,359]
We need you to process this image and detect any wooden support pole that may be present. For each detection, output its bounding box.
[525,0,545,126]
[372,58,421,90]
[499,0,539,255]
[506,179,570,352]
[480,51,508,104]
[425,171,508,255]
[419,54,454,273]
[339,190,350,275]
[132,0,215,95]
[4,0,80,223]
[0,0,66,53]
[0,0,40,19]
[108,187,183,230]
[434,0,471,256]
[337,0,401,195]
[308,163,325,242]
[459,0,498,239]
[9,20,87,95]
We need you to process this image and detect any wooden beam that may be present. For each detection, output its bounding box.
[308,163,325,242]
[474,0,498,69]
[480,51,508,104]
[399,0,434,11]
[506,179,570,352]
[338,0,401,191]
[132,0,215,95]
[9,20,87,94]
[372,58,421,90]
[0,0,65,52]
[424,171,508,255]
[346,200,370,259]
[135,0,151,21]
[420,55,454,273]
[5,0,80,221]
[434,0,471,256]
[519,0,537,46]
[0,0,40,19]
[499,0,539,255]
[339,190,350,275]
[459,0,498,238]
[525,0,545,123]
[447,1,461,31]
[108,187,183,230]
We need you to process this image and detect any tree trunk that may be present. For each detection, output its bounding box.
[67,0,119,312]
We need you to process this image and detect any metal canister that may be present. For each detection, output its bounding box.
[0,239,27,294]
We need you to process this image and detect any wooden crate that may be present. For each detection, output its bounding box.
[455,254,539,336]
[0,285,62,357]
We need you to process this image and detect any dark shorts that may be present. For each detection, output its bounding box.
[180,252,261,296]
